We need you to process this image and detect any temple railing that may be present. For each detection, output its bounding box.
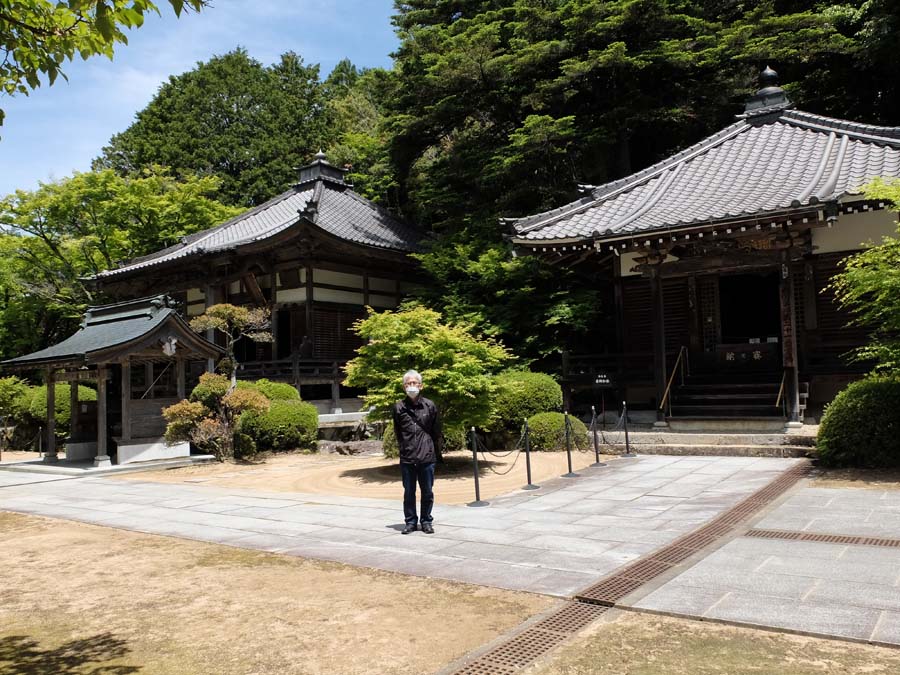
[238,356,345,384]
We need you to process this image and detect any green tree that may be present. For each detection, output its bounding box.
[830,178,900,374]
[189,303,271,383]
[0,168,239,359]
[343,306,514,433]
[387,0,868,359]
[0,0,206,127]
[96,48,331,206]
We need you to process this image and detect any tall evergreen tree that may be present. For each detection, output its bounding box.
[95,49,330,207]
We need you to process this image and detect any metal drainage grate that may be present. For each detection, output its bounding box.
[576,461,810,605]
[746,528,900,548]
[450,603,608,674]
[450,462,810,675]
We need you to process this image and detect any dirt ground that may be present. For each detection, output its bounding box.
[0,511,551,675]
[0,450,40,464]
[813,467,900,491]
[112,449,615,504]
[527,611,900,675]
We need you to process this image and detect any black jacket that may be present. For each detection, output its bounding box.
[392,396,442,464]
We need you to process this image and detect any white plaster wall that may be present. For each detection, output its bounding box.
[277,287,307,304]
[117,438,190,464]
[313,288,365,305]
[186,288,204,302]
[314,268,364,289]
[813,209,898,254]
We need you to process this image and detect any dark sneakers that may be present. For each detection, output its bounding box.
[421,522,434,534]
[401,523,417,535]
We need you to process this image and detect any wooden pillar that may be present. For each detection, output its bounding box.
[43,369,57,463]
[94,366,111,468]
[330,363,342,414]
[69,374,79,441]
[271,307,280,358]
[144,362,153,399]
[176,358,186,400]
[121,361,132,442]
[650,267,668,424]
[780,254,801,425]
[305,265,314,355]
[204,283,219,372]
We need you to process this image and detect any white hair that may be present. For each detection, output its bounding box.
[402,369,422,384]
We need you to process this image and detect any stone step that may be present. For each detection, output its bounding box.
[599,431,816,447]
[599,443,812,458]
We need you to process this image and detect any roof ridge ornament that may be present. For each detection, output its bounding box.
[740,65,792,118]
[296,148,348,187]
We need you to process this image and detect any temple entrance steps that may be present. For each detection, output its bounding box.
[668,372,808,420]
[596,429,815,458]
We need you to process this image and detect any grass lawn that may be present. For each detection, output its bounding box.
[527,611,900,674]
[0,511,551,675]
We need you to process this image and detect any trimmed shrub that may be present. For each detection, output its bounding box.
[236,378,300,401]
[382,420,398,459]
[240,400,318,452]
[817,377,900,467]
[28,384,97,431]
[190,372,230,409]
[492,371,563,431]
[0,376,33,425]
[526,412,589,452]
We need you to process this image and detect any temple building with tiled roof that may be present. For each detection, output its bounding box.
[510,68,900,427]
[93,152,426,413]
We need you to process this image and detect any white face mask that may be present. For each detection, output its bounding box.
[405,385,420,398]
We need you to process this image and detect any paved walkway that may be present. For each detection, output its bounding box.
[0,455,795,596]
[632,485,900,644]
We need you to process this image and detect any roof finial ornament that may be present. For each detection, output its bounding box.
[760,65,778,87]
[741,64,792,117]
[315,149,327,161]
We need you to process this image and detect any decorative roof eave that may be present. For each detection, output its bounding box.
[509,203,837,251]
[1,305,222,372]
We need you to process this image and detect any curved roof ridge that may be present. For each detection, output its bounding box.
[815,134,851,201]
[783,109,900,145]
[608,163,684,233]
[514,120,750,234]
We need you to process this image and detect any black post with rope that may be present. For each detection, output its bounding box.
[562,412,578,478]
[622,401,636,458]
[522,419,539,490]
[590,406,605,467]
[467,426,489,507]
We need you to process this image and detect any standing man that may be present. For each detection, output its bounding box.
[392,370,442,534]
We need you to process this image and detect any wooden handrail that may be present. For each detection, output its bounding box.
[659,345,688,411]
[775,369,787,410]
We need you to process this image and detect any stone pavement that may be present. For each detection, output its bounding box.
[0,455,796,596]
[632,486,900,645]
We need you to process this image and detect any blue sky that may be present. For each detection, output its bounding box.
[0,0,398,197]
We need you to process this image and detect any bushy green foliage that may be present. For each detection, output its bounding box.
[164,373,269,461]
[830,179,900,374]
[237,378,300,401]
[381,420,398,459]
[190,304,270,378]
[0,169,239,361]
[344,306,513,437]
[240,400,318,453]
[96,48,330,207]
[526,413,589,452]
[28,383,97,431]
[189,373,230,410]
[817,377,900,467]
[0,376,32,424]
[492,371,562,431]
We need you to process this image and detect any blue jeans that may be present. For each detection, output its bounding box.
[401,462,435,526]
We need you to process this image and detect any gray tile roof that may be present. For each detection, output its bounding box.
[512,109,900,243]
[97,179,423,279]
[2,296,220,368]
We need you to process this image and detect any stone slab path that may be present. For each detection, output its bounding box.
[633,486,900,645]
[0,455,796,597]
